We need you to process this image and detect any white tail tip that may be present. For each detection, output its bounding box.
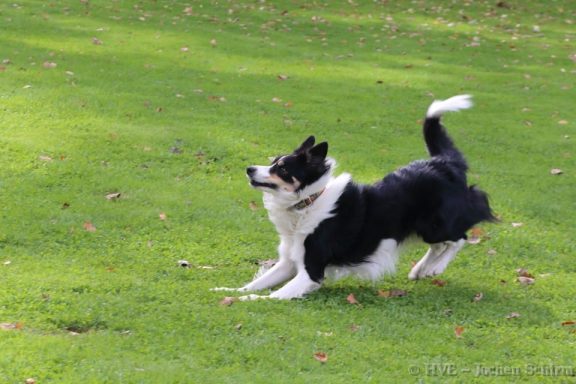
[426,94,473,118]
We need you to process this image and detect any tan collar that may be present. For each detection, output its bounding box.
[290,189,325,210]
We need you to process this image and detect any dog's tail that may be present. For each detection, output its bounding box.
[423,94,473,170]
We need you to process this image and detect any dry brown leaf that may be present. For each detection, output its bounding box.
[550,168,563,175]
[277,74,289,80]
[350,324,360,332]
[516,268,534,278]
[105,192,121,200]
[83,221,96,232]
[377,289,407,298]
[0,322,23,330]
[25,379,36,384]
[431,279,447,287]
[561,321,575,326]
[506,312,521,319]
[219,297,236,306]
[558,120,568,125]
[43,61,57,69]
[159,212,167,221]
[313,352,328,363]
[517,276,535,285]
[467,227,485,244]
[92,37,103,45]
[472,292,484,302]
[39,155,53,162]
[249,201,258,211]
[454,325,464,338]
[346,293,359,305]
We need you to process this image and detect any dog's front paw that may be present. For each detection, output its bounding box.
[238,294,270,301]
[211,287,243,292]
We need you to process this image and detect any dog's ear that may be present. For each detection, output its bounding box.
[308,142,328,160]
[295,136,315,153]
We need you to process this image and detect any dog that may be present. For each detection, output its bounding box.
[213,95,495,300]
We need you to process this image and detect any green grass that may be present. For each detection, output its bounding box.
[1,0,575,383]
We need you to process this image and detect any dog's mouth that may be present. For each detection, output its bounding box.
[249,179,278,190]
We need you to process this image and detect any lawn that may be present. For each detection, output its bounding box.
[0,0,575,383]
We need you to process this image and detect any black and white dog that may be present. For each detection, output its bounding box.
[214,95,495,300]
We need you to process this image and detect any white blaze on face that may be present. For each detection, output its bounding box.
[251,164,300,192]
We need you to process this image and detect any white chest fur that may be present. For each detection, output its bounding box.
[263,173,352,237]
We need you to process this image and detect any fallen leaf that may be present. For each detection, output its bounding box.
[249,201,258,211]
[511,222,523,228]
[219,297,236,306]
[210,39,217,47]
[271,97,282,103]
[277,74,289,80]
[313,352,328,363]
[350,324,360,332]
[506,312,521,319]
[517,276,535,285]
[431,279,447,287]
[467,227,485,244]
[25,379,36,384]
[346,293,360,305]
[159,212,167,221]
[105,192,121,200]
[558,120,568,125]
[92,37,103,45]
[561,321,575,326]
[39,155,53,162]
[472,292,484,302]
[235,323,243,331]
[83,221,96,232]
[180,46,189,52]
[62,202,70,209]
[377,289,407,298]
[487,249,497,256]
[3,261,11,266]
[43,61,57,69]
[454,325,464,338]
[0,322,23,330]
[516,268,534,278]
[550,168,563,175]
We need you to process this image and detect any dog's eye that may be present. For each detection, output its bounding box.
[278,166,288,175]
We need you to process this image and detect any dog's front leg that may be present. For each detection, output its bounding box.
[239,236,321,300]
[212,236,296,293]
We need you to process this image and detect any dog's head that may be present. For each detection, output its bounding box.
[246,136,331,194]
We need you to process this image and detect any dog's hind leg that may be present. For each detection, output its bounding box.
[408,239,465,280]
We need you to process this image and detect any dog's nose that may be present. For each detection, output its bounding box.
[246,167,256,176]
